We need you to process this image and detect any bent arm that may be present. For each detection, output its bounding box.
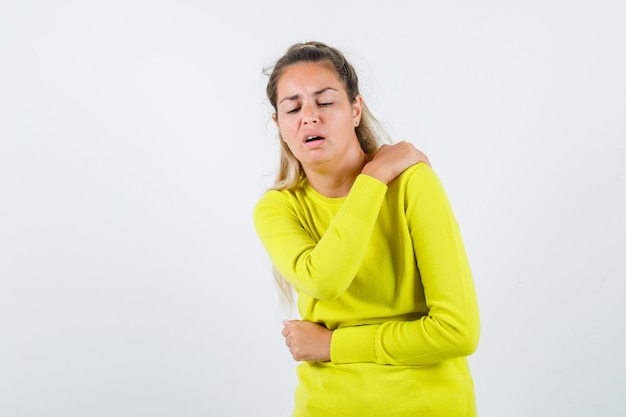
[330,166,480,365]
[253,175,387,301]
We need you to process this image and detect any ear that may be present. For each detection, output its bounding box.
[352,95,363,127]
[272,113,284,140]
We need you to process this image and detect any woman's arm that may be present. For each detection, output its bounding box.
[253,174,388,301]
[333,165,480,365]
[254,142,428,301]
[281,166,479,365]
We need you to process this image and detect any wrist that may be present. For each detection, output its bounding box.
[361,164,389,184]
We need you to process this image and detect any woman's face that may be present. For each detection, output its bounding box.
[273,61,363,171]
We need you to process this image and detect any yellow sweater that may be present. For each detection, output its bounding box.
[254,163,480,416]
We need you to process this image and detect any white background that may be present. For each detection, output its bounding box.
[1,1,625,416]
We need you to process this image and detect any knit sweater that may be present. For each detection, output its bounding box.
[253,163,480,417]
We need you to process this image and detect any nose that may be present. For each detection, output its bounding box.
[301,104,318,124]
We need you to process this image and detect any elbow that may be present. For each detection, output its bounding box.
[283,273,347,301]
[432,312,479,358]
[297,269,353,301]
[450,317,480,357]
[456,327,480,356]
[308,284,344,301]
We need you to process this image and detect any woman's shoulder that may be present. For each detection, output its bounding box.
[253,188,296,229]
[255,187,294,210]
[397,162,439,184]
[254,181,312,215]
[388,162,449,204]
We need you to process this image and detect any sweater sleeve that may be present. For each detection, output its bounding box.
[253,175,388,301]
[330,165,480,365]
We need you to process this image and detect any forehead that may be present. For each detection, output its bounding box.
[277,62,344,97]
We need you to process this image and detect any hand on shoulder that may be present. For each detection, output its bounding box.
[361,141,431,184]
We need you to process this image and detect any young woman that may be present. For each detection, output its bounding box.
[254,41,480,417]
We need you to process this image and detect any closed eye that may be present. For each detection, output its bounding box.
[286,107,300,114]
[319,102,333,107]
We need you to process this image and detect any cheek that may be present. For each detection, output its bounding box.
[278,120,298,140]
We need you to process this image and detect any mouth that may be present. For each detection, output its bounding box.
[305,135,325,143]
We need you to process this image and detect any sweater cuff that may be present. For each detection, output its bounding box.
[331,324,380,364]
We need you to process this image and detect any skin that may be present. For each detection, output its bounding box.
[273,61,430,362]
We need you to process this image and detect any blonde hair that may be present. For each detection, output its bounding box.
[264,41,388,306]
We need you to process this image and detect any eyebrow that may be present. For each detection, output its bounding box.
[278,87,338,104]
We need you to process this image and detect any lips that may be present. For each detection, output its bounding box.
[305,135,324,143]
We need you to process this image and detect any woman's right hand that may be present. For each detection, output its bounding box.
[361,141,431,184]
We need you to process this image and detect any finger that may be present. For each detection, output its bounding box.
[282,320,294,337]
[282,324,294,337]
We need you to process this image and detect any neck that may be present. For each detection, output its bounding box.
[303,151,367,198]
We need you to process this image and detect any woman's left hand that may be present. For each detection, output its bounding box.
[282,320,333,362]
